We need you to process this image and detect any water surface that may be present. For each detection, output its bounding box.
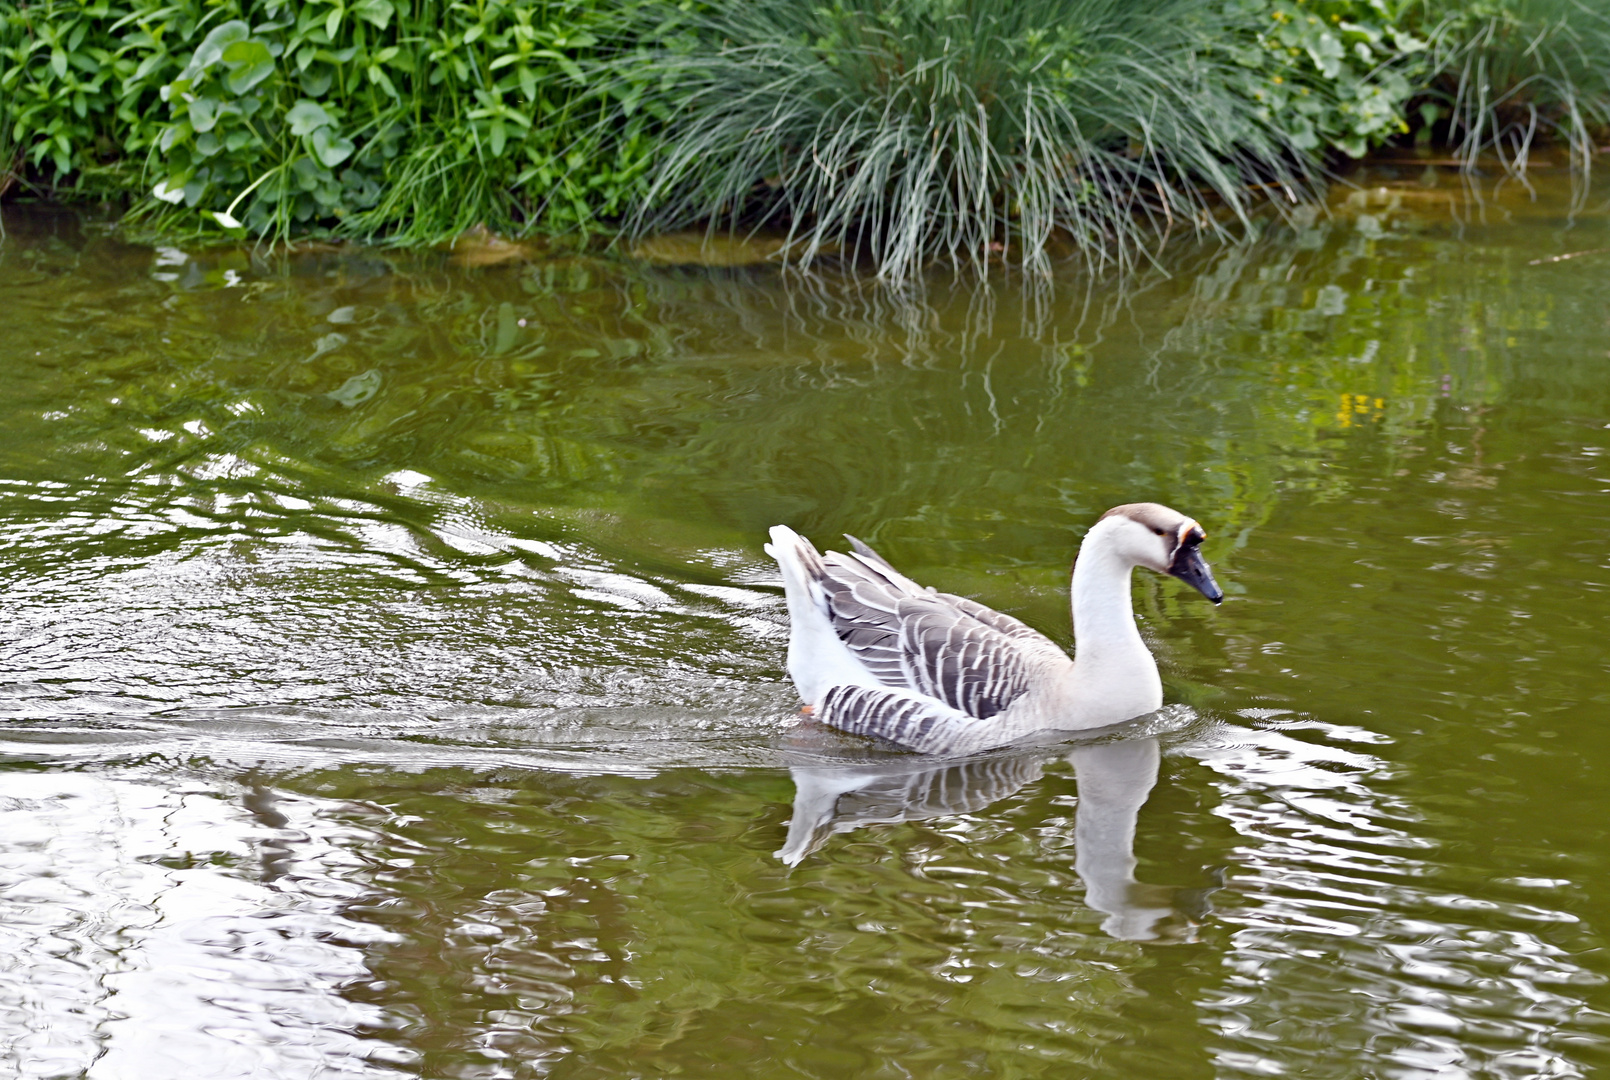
[3,168,1610,1078]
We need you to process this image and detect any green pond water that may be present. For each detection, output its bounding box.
[2,169,1609,1079]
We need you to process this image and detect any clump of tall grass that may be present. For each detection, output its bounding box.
[617,0,1321,283]
[1419,0,1610,172]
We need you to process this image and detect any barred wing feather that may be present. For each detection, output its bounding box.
[815,538,1064,721]
[817,684,992,756]
[896,600,1033,719]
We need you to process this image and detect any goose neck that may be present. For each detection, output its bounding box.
[1070,533,1146,663]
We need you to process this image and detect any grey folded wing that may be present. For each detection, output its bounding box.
[816,536,1065,720]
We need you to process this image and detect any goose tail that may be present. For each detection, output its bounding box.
[766,525,829,626]
[767,525,887,704]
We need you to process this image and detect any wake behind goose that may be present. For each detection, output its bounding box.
[766,503,1224,754]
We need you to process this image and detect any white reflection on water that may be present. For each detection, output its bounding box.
[0,714,1605,1077]
[0,466,800,772]
[1194,717,1610,1078]
[776,710,1610,1074]
[779,732,1210,942]
[3,462,1608,1074]
[0,773,409,1079]
[1068,737,1181,942]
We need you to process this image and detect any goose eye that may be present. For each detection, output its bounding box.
[1152,527,1165,536]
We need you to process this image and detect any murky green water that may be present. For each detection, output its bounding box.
[3,169,1609,1078]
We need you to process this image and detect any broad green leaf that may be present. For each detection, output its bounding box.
[188,95,220,132]
[299,65,333,97]
[1305,32,1345,81]
[221,40,275,94]
[287,99,334,135]
[158,119,192,152]
[310,125,354,167]
[190,20,249,74]
[353,0,394,30]
[1387,27,1427,54]
[292,157,326,192]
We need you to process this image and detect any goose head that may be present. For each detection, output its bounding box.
[1095,503,1224,604]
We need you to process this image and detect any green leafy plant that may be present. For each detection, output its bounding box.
[133,0,660,243]
[0,0,163,197]
[1214,0,1424,160]
[1,0,656,243]
[336,0,660,244]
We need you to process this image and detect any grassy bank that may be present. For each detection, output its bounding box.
[2,0,1607,280]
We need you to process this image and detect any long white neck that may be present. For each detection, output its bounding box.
[1064,522,1162,719]
[1071,526,1148,666]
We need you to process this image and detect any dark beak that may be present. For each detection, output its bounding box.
[1168,543,1223,604]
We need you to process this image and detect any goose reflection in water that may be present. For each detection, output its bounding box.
[779,735,1218,942]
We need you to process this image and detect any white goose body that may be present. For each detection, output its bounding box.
[765,503,1222,755]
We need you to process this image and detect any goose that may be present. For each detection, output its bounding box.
[765,503,1223,755]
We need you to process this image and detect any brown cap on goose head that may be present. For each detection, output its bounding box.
[1099,503,1224,604]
